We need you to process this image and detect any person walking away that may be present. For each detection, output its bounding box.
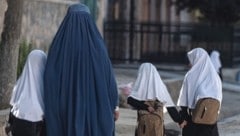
[7,50,47,136]
[210,50,223,80]
[44,3,119,136]
[178,48,222,136]
[128,63,186,136]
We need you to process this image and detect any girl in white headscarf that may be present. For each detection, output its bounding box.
[177,48,222,136]
[128,63,185,136]
[210,50,222,80]
[8,50,47,136]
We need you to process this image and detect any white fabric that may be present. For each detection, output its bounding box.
[210,50,222,73]
[177,48,222,109]
[10,50,47,122]
[129,63,175,107]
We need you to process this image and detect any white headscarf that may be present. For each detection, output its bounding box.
[10,50,47,122]
[129,63,175,107]
[210,50,222,73]
[177,48,222,109]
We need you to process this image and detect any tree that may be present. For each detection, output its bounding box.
[175,0,240,25]
[0,0,23,109]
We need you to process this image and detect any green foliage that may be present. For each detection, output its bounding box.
[175,0,240,25]
[81,0,98,20]
[17,40,32,78]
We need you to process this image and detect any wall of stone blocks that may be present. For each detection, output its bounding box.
[21,0,78,50]
[0,0,105,51]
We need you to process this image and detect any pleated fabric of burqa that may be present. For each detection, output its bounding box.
[44,3,118,136]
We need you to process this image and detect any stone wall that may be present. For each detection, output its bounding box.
[0,0,76,49]
[21,0,78,50]
[1,0,105,50]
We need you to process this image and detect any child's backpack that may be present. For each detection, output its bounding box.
[136,101,164,136]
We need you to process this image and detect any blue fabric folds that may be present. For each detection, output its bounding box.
[44,3,118,136]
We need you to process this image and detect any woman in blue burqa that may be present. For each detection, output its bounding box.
[44,3,119,136]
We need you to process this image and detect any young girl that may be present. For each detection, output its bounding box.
[178,48,222,136]
[8,50,47,136]
[127,63,185,136]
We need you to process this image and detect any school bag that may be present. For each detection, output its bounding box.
[192,98,220,125]
[135,101,164,136]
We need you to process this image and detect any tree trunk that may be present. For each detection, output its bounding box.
[0,0,23,109]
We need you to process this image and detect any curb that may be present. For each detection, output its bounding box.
[222,82,240,93]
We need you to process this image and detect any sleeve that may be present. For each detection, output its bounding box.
[127,96,148,110]
[180,106,190,121]
[167,107,184,124]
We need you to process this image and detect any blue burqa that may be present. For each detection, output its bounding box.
[44,4,118,136]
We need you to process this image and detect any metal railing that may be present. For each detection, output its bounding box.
[104,21,240,67]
